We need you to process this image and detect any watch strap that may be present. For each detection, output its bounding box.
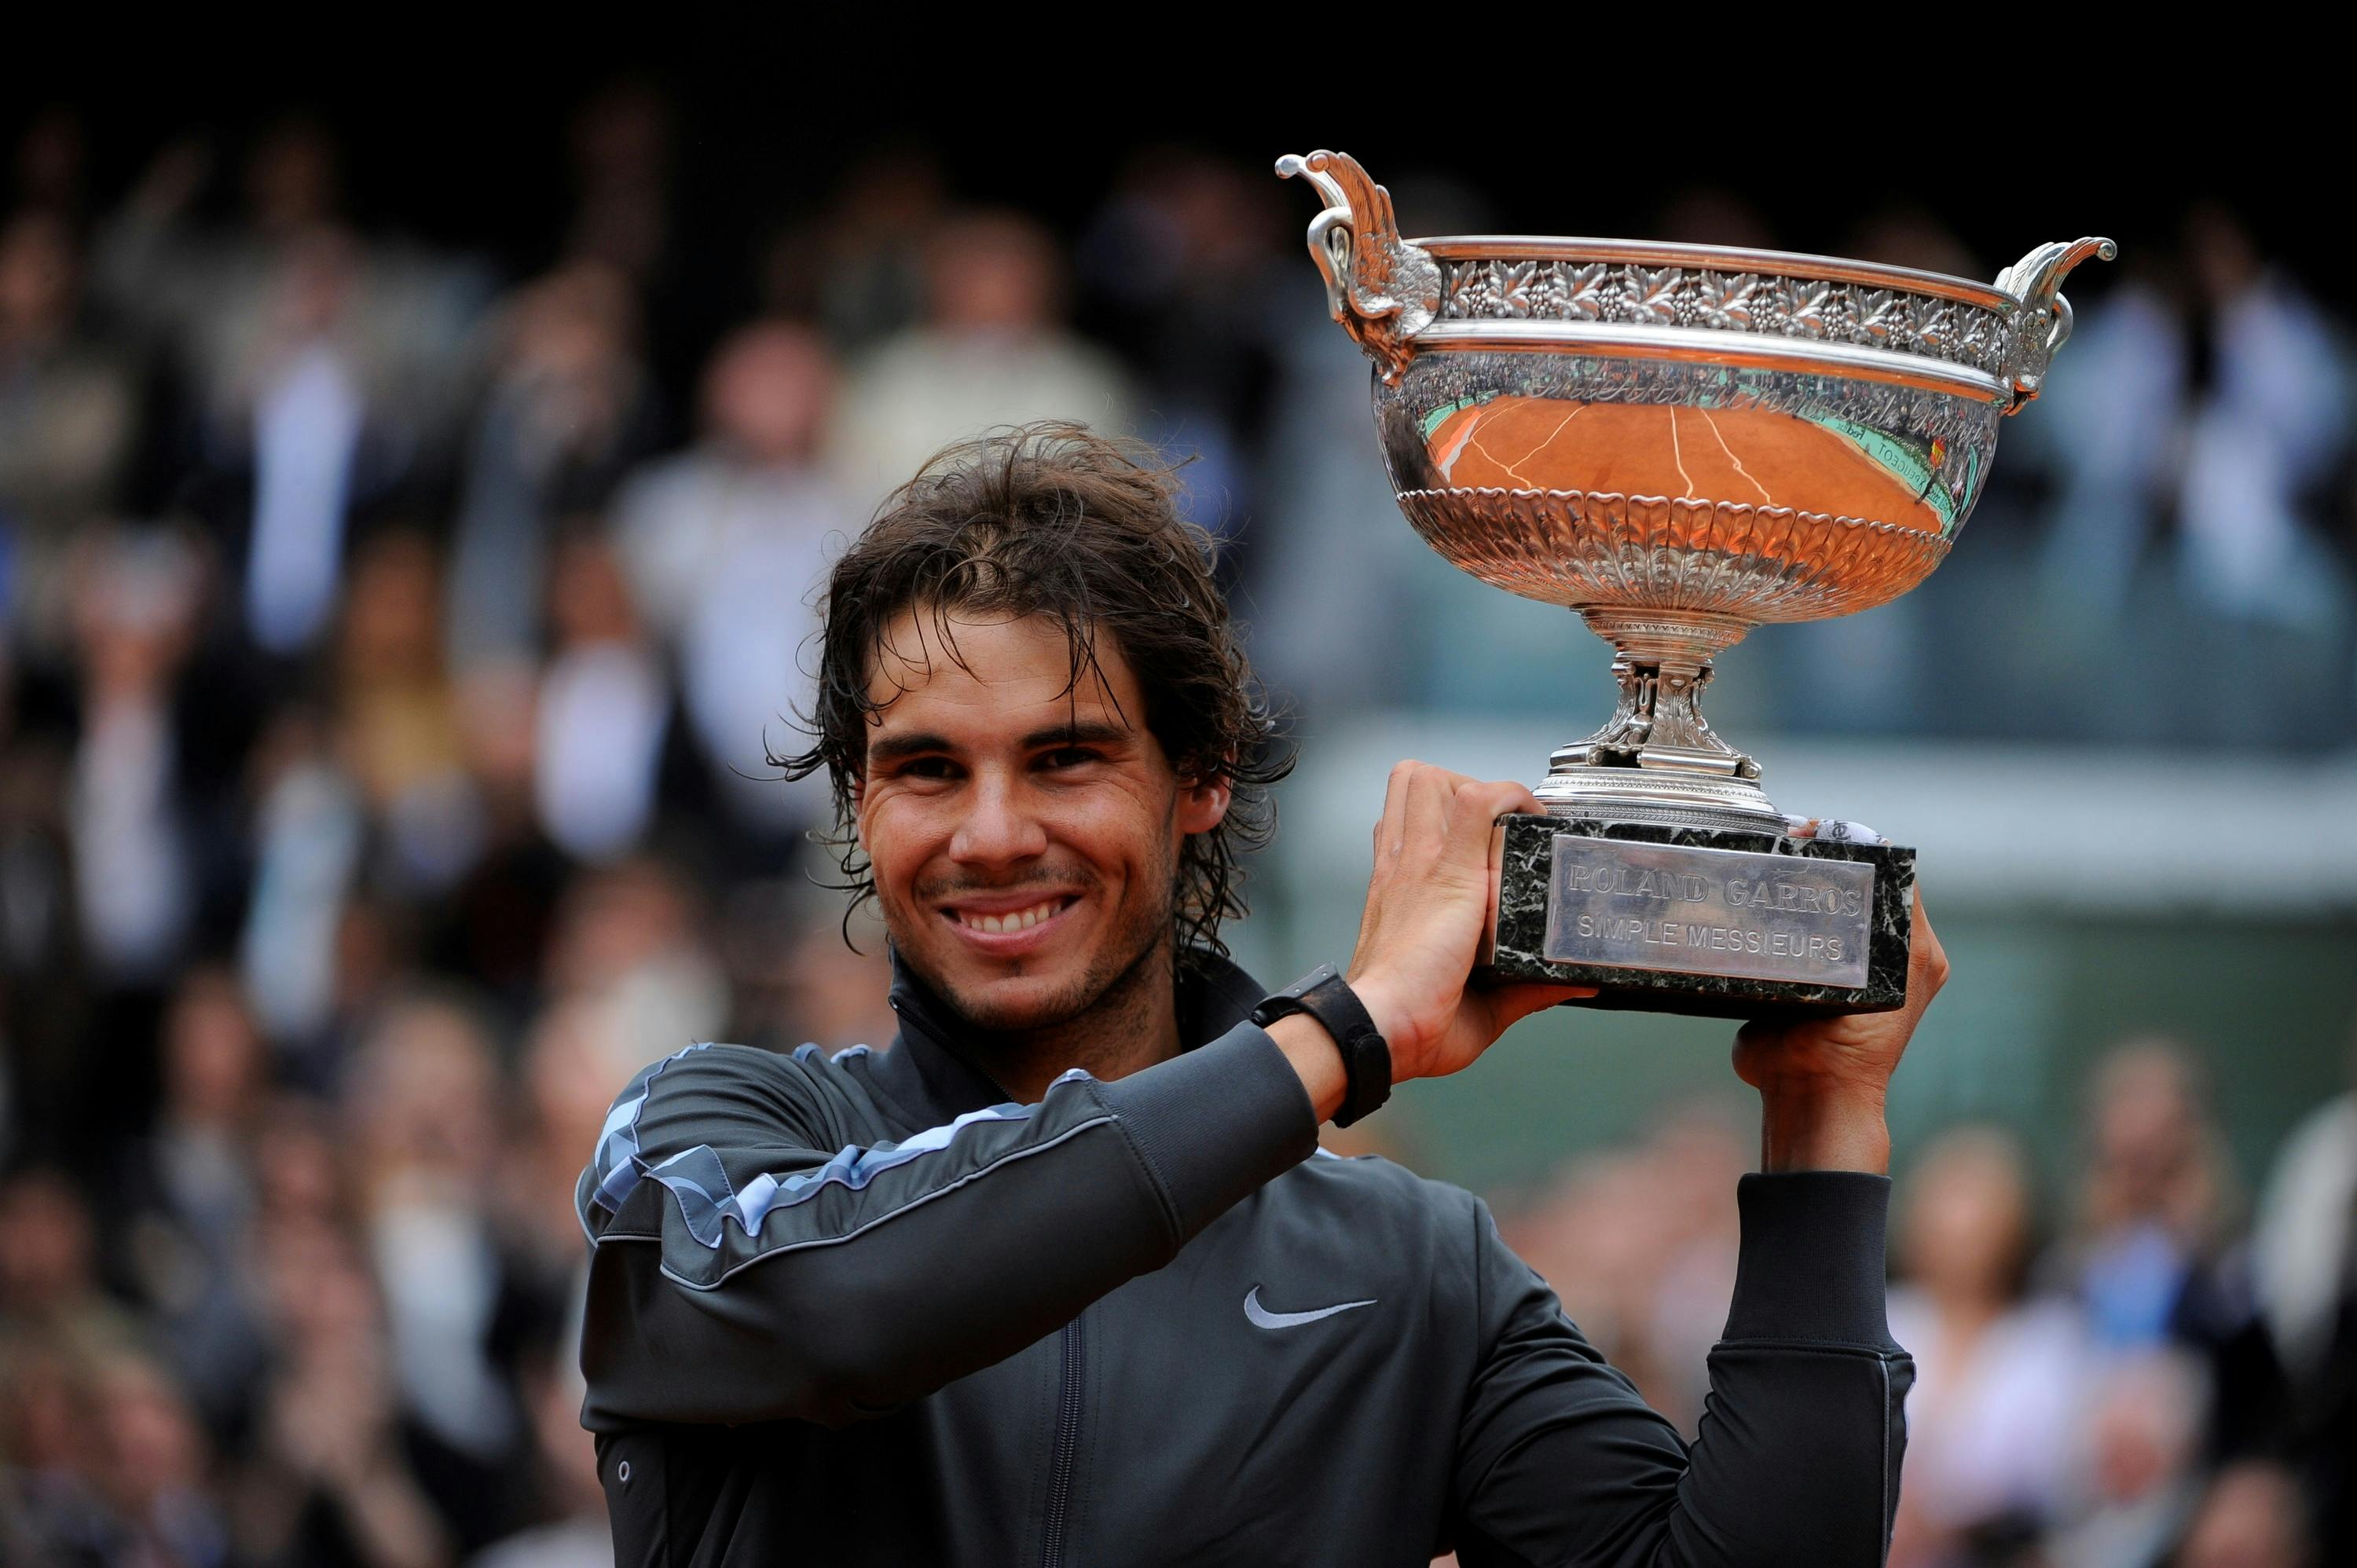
[1250,963,1393,1128]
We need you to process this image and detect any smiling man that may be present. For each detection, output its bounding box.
[576,424,1945,1566]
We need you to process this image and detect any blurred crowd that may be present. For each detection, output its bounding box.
[0,90,2352,1566]
[1490,1036,2357,1568]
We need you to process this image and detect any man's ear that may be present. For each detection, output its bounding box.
[1175,772,1231,836]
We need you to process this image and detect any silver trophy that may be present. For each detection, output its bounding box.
[1279,149,2110,1016]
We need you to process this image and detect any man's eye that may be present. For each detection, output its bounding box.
[900,757,959,780]
[1039,747,1099,771]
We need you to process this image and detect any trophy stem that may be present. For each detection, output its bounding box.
[1533,608,1787,833]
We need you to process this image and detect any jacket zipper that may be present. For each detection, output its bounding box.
[1040,1314,1085,1567]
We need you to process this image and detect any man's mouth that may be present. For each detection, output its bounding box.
[939,894,1082,936]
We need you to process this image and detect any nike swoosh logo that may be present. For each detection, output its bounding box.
[1243,1285,1376,1330]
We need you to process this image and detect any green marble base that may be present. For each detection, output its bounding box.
[1482,813,1915,1019]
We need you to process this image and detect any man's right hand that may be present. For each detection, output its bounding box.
[1343,761,1593,1085]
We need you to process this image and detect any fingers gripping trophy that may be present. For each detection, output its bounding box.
[1278,149,2111,1017]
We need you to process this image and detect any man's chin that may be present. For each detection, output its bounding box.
[923,969,1098,1036]
[899,925,1164,1041]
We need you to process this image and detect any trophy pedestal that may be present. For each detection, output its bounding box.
[1482,813,1914,1019]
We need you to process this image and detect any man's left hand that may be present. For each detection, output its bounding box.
[1729,886,1949,1174]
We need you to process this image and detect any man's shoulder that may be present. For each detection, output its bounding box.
[578,1039,900,1243]
[594,1039,896,1160]
[1281,1147,1486,1231]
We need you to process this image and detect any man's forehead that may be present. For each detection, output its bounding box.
[865,606,1140,731]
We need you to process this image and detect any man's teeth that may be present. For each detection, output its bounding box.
[959,899,1065,934]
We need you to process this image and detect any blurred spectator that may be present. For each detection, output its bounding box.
[563,84,674,296]
[343,995,519,1474]
[2048,1350,2209,1568]
[541,856,725,1067]
[2067,1042,2235,1350]
[831,210,1135,507]
[12,108,89,217]
[713,882,895,1055]
[532,534,670,863]
[0,207,144,652]
[337,529,479,892]
[1076,149,1288,544]
[0,1167,144,1355]
[426,663,567,1021]
[2174,1460,2316,1568]
[611,318,847,838]
[469,1344,607,1568]
[90,1350,230,1566]
[69,527,203,986]
[1,1335,114,1559]
[112,966,272,1438]
[446,263,660,672]
[2253,1034,2357,1386]
[2032,255,2190,624]
[761,145,944,353]
[2062,1042,2289,1483]
[240,702,368,1061]
[2176,207,2350,633]
[238,225,376,655]
[2253,1028,2357,1563]
[239,1217,455,1566]
[1888,1127,2090,1565]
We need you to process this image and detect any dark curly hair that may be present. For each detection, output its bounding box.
[775,423,1291,965]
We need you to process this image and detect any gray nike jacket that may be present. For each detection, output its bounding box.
[576,954,1914,1566]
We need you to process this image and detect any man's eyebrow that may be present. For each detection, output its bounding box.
[1021,719,1134,751]
[866,731,958,767]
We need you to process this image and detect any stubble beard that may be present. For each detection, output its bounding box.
[898,873,1178,1070]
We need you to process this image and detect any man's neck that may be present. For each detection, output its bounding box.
[959,943,1184,1105]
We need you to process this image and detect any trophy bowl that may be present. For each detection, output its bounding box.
[1281,149,2112,1013]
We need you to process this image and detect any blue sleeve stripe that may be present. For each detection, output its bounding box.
[588,1043,711,1216]
[587,1046,1085,1249]
[643,1100,1041,1248]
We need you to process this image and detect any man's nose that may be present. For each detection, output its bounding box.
[948,773,1050,866]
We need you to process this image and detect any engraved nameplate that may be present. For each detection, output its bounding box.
[1542,835,1873,987]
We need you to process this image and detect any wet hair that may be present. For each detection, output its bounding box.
[776,422,1291,965]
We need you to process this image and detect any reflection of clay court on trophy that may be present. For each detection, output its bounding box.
[1421,398,1948,537]
[1278,147,2113,837]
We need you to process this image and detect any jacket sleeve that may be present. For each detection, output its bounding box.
[575,1027,1318,1430]
[1453,1172,1912,1568]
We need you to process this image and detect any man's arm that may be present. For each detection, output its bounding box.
[1444,887,1948,1567]
[576,1028,1321,1430]
[1453,1175,1912,1568]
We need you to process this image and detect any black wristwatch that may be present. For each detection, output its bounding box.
[1250,963,1392,1128]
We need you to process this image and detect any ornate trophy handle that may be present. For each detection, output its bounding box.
[1995,235,2117,413]
[1275,150,1442,384]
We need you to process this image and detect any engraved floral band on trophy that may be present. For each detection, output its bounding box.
[1278,148,2113,1017]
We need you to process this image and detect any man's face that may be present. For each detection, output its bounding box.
[854,609,1228,1034]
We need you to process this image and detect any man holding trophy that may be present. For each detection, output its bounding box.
[574,152,2108,1565]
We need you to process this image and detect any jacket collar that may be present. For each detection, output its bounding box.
[865,946,1268,1127]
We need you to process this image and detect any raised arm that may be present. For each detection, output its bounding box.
[1452,897,1947,1566]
